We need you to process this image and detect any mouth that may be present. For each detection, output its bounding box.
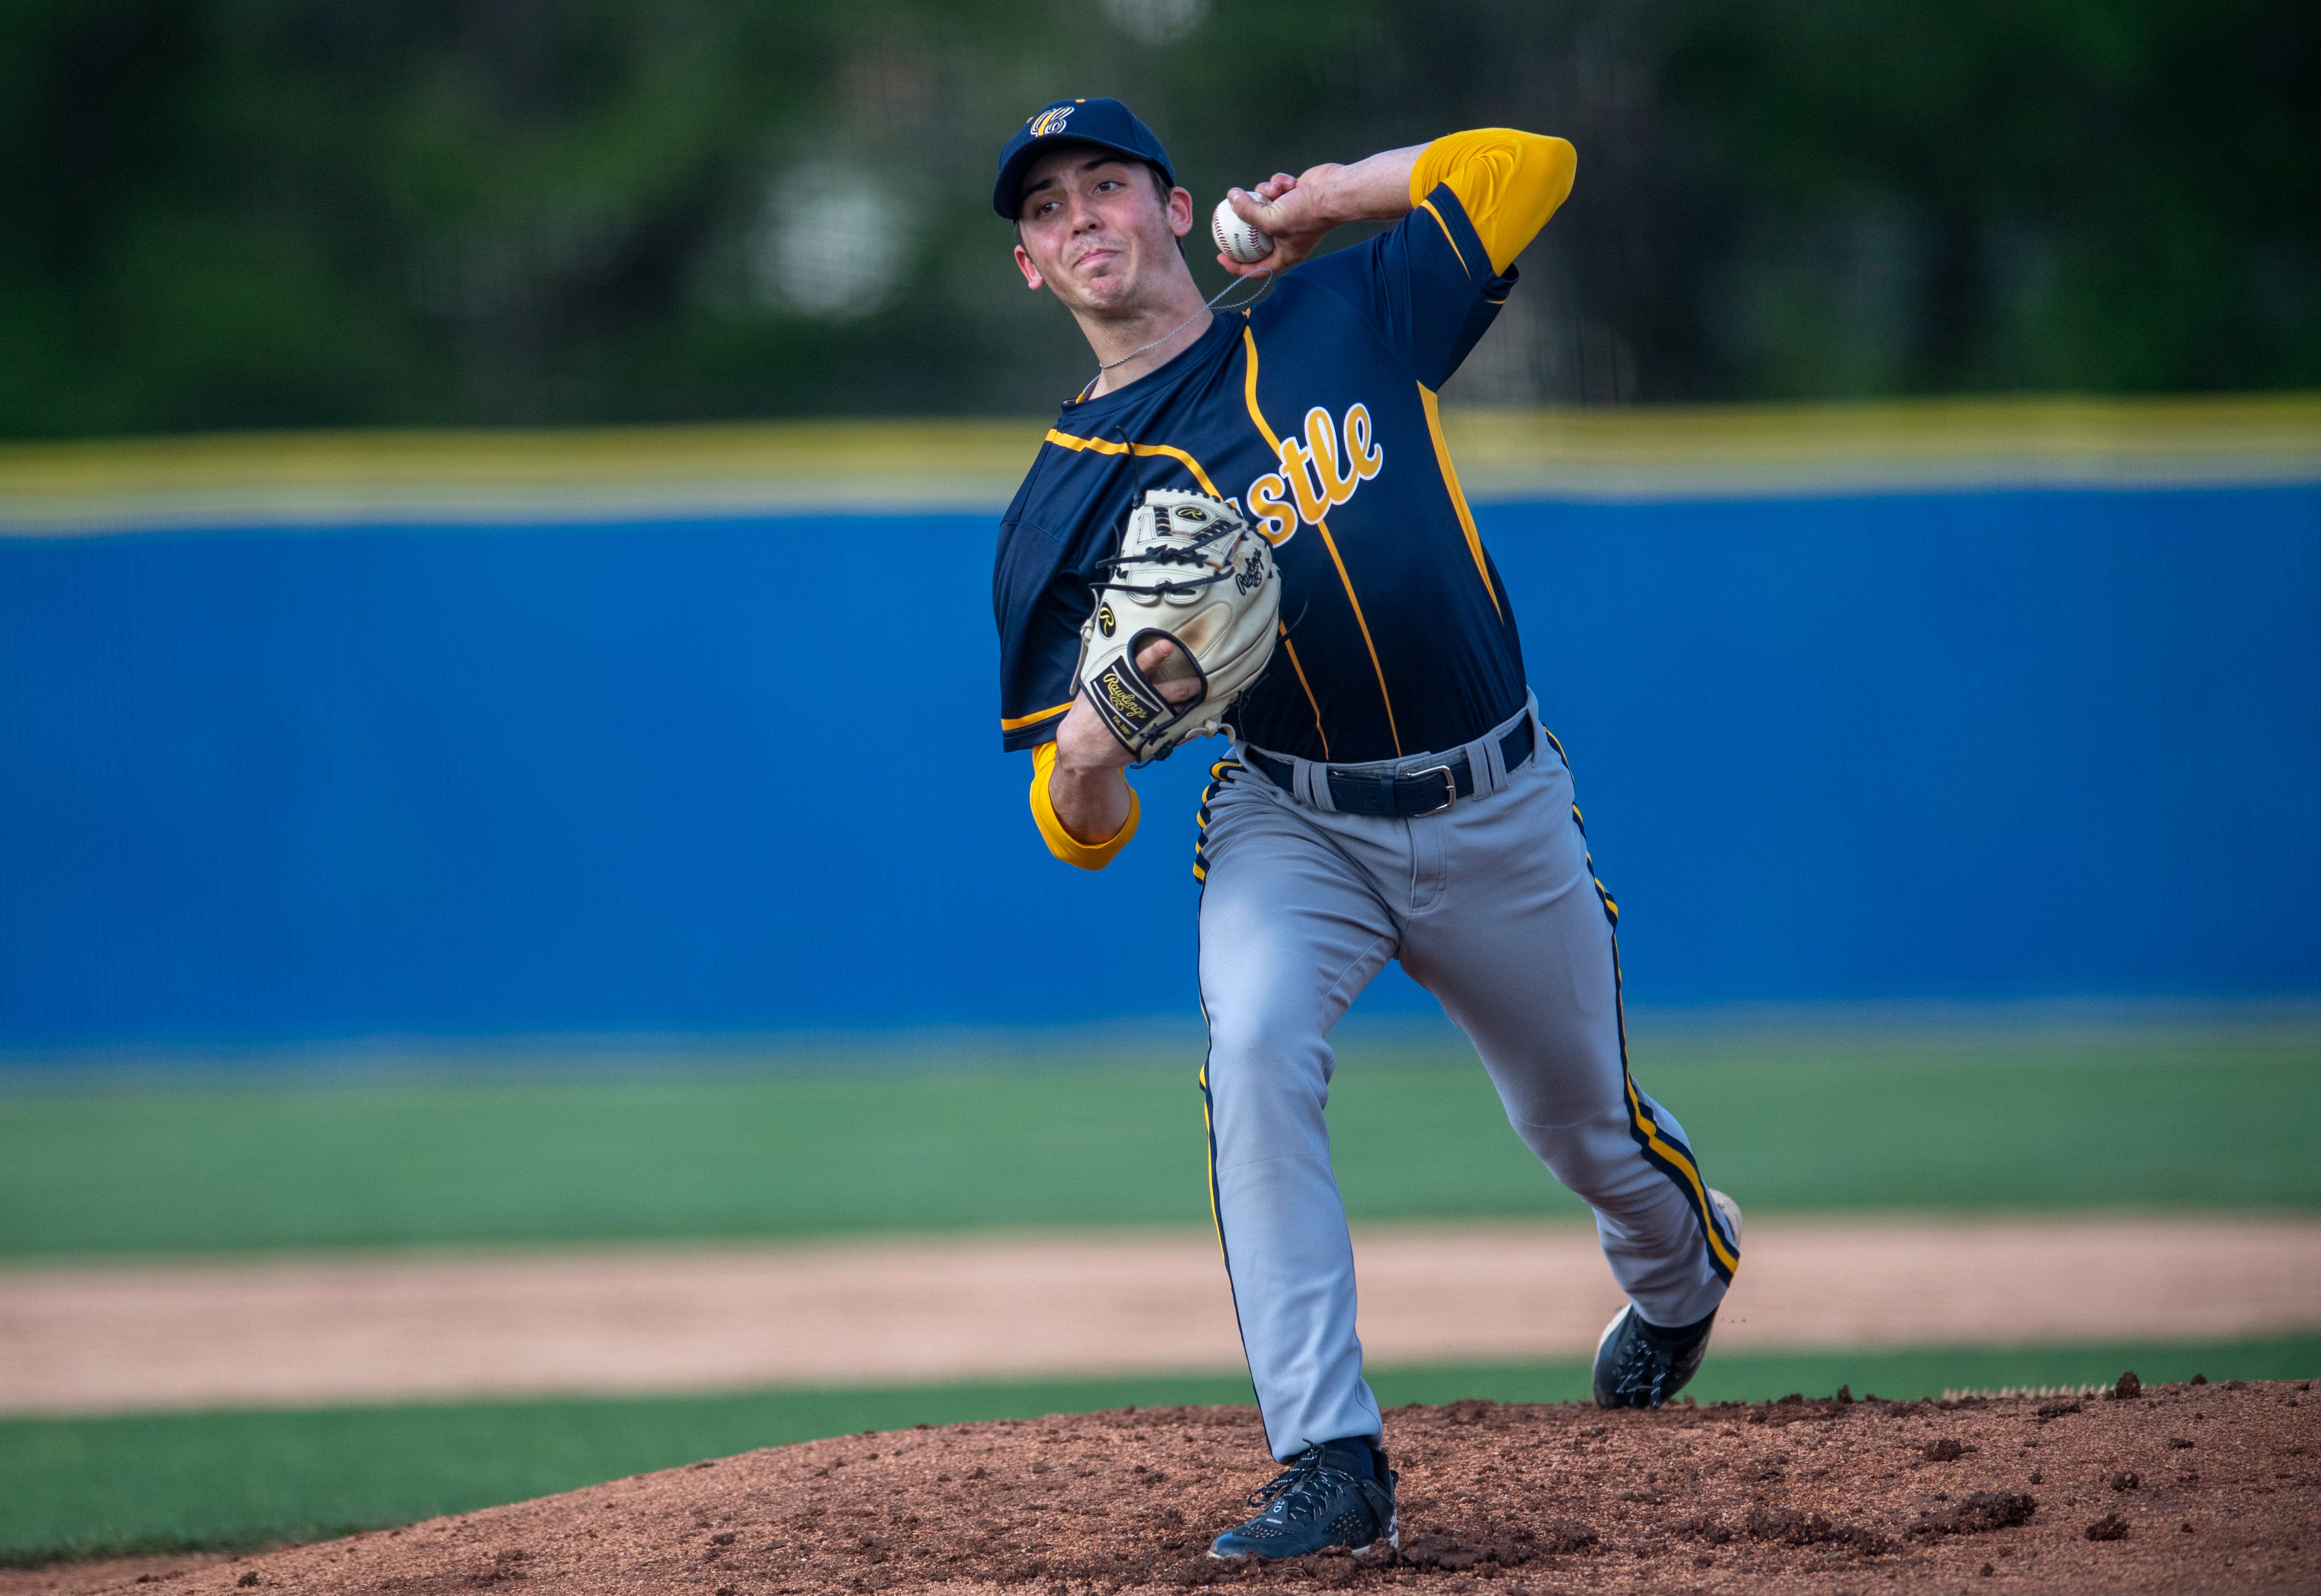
[1071,244,1122,274]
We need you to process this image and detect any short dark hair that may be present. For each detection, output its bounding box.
[1012,158,1177,240]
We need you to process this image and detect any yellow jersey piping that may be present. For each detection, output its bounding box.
[1277,627,1330,759]
[1044,429,1224,500]
[1418,382,1502,619]
[1000,700,1072,732]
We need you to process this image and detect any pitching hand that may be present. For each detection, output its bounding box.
[1216,167,1345,279]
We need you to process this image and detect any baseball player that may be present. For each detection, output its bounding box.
[990,98,1742,1561]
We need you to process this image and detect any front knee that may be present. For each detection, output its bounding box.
[1202,1022,1331,1155]
[1202,991,1328,1077]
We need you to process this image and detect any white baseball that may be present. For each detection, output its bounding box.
[1211,196,1275,264]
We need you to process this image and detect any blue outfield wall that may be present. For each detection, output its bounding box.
[1,484,2316,1047]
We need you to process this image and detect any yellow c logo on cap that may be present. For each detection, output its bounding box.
[1028,106,1076,137]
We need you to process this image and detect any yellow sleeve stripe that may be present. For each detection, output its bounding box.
[1239,327,1402,756]
[1000,700,1073,732]
[1418,382,1501,620]
[1416,200,1469,276]
[1408,129,1577,276]
[1044,429,1225,501]
[1029,740,1137,870]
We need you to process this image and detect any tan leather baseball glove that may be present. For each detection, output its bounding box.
[1074,489,1281,761]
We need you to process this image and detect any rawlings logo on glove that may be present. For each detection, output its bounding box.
[1074,489,1282,761]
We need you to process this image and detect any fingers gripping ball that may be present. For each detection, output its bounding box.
[1211,197,1275,264]
[1076,490,1282,761]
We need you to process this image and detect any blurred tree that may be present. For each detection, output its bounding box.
[1656,0,2321,398]
[0,0,2312,437]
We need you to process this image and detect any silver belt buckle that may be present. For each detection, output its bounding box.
[1408,763,1457,816]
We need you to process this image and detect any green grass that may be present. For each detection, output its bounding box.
[5,1336,2314,1567]
[2,1021,2315,1257]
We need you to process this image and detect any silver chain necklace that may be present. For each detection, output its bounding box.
[1080,269,1275,398]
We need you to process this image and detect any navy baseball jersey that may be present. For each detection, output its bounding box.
[994,130,1574,861]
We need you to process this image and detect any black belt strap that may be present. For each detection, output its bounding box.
[1245,718,1535,819]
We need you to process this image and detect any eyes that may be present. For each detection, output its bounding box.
[1027,177,1128,222]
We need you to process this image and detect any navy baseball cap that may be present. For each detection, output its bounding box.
[992,97,1175,219]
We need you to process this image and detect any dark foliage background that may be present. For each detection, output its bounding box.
[1,0,2313,437]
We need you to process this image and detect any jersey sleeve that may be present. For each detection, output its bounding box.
[993,491,1088,754]
[1409,129,1576,276]
[995,480,1142,870]
[1298,129,1576,391]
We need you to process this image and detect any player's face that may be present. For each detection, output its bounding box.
[1013,148,1192,315]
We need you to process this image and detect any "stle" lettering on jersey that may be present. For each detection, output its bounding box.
[1245,403,1384,545]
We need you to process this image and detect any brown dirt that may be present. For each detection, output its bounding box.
[12,1379,2318,1596]
[0,1555,237,1595]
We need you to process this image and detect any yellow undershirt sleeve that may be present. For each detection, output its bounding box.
[1030,739,1139,870]
[1408,129,1578,276]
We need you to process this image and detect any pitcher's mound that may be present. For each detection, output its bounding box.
[114,1379,2321,1594]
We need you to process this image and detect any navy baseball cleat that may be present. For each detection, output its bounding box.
[1593,1189,1742,1409]
[1208,1437,1399,1561]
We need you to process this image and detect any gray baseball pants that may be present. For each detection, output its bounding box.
[1194,696,1737,1461]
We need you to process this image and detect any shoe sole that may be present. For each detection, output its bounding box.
[1207,1517,1400,1562]
[1592,1302,1636,1409]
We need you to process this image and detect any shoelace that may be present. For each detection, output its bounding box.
[1608,1331,1672,1404]
[1244,1448,1345,1521]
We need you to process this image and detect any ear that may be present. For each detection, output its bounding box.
[1166,186,1194,239]
[1014,241,1045,291]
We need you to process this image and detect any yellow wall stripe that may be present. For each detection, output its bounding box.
[1240,326,1402,756]
[1419,382,1502,620]
[5,397,2310,536]
[1042,429,1224,501]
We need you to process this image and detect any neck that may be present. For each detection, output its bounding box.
[1073,274,1212,398]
